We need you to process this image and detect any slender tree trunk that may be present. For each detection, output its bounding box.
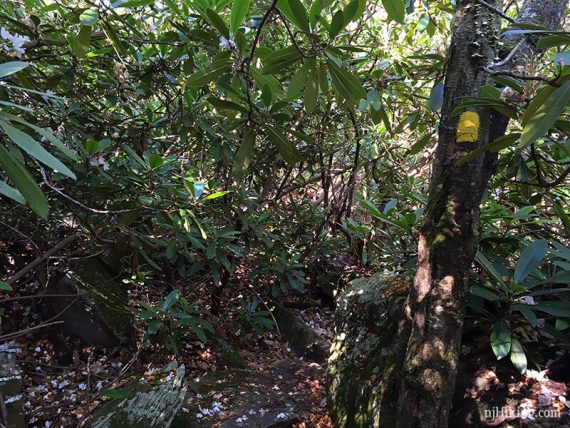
[393,0,568,427]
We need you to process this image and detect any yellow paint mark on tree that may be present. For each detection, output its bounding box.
[456,111,479,143]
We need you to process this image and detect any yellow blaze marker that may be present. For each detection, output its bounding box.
[456,111,479,143]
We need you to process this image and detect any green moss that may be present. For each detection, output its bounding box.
[71,258,132,344]
[327,273,408,428]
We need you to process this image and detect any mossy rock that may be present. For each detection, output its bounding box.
[327,272,409,428]
[94,364,186,428]
[270,303,328,363]
[69,258,133,344]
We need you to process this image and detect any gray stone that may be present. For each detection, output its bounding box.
[327,273,407,428]
[93,364,187,428]
[270,303,328,363]
[0,342,25,428]
[173,359,320,428]
[45,258,132,351]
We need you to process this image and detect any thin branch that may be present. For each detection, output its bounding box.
[475,0,517,24]
[485,69,562,86]
[488,39,524,68]
[246,0,279,67]
[6,233,78,286]
[37,163,136,214]
[276,10,321,58]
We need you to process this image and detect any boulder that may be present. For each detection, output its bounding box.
[45,258,132,354]
[93,363,187,428]
[270,303,328,363]
[327,272,409,428]
[172,359,319,427]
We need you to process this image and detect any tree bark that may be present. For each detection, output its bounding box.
[393,0,568,427]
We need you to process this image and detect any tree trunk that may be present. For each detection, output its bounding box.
[393,0,568,427]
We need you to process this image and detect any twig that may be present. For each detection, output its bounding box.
[6,233,78,286]
[37,163,136,214]
[475,0,516,24]
[0,294,78,304]
[246,0,279,67]
[276,10,320,58]
[0,220,39,250]
[488,39,524,68]
[485,69,562,86]
[0,320,64,341]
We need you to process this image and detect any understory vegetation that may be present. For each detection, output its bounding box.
[0,0,569,426]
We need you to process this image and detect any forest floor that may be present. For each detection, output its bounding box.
[1,245,569,427]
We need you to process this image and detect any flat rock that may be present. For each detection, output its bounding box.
[173,359,323,428]
[93,363,187,428]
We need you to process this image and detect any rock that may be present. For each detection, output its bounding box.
[0,342,25,428]
[93,363,187,428]
[270,303,328,363]
[173,359,322,428]
[213,338,247,368]
[45,258,132,354]
[311,252,360,303]
[327,272,408,428]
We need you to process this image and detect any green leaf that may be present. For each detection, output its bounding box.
[286,64,308,98]
[512,304,538,327]
[186,59,230,87]
[0,122,75,179]
[327,58,365,103]
[0,281,13,291]
[491,75,524,95]
[554,203,570,234]
[266,126,303,164]
[203,190,230,200]
[457,133,519,165]
[382,0,405,23]
[232,133,255,179]
[85,139,100,156]
[475,251,506,288]
[0,146,48,217]
[409,133,431,155]
[428,82,444,112]
[513,205,535,220]
[284,0,310,32]
[470,285,502,302]
[69,25,92,58]
[0,61,29,78]
[261,46,301,74]
[343,0,360,24]
[514,240,548,284]
[509,338,527,374]
[521,80,570,147]
[101,388,131,400]
[230,0,251,34]
[0,180,25,204]
[537,34,570,49]
[309,0,322,28]
[555,318,570,331]
[534,301,570,318]
[102,21,127,56]
[207,97,248,113]
[329,10,345,39]
[490,320,511,360]
[79,9,99,26]
[206,8,230,38]
[166,241,177,259]
[304,59,318,113]
[162,290,181,311]
[0,112,78,161]
[148,154,164,169]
